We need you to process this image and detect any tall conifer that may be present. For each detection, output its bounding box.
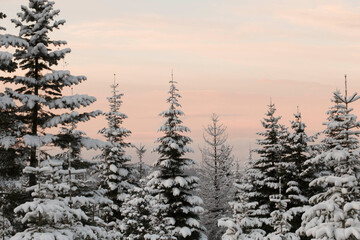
[301,83,360,239]
[2,0,100,186]
[147,76,206,240]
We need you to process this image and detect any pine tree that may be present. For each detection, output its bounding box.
[97,75,134,228]
[301,83,360,239]
[3,0,101,186]
[147,76,207,240]
[219,150,266,240]
[199,113,234,240]
[252,102,288,234]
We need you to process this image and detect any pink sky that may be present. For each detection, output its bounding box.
[2,0,360,165]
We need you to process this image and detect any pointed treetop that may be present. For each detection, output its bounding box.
[249,142,252,161]
[345,74,348,100]
[333,75,360,105]
[113,73,119,87]
[170,69,178,85]
[294,106,302,122]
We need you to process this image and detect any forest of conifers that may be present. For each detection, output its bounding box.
[1,1,360,240]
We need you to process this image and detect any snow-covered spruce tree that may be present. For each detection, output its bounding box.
[252,102,288,234]
[219,150,266,240]
[301,87,360,239]
[11,152,108,240]
[57,121,113,237]
[284,111,316,238]
[97,77,135,229]
[147,78,207,240]
[199,113,234,240]
[2,0,100,186]
[265,182,299,240]
[120,179,157,240]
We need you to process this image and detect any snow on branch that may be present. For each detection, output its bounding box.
[42,110,102,128]
[7,89,46,109]
[47,94,97,109]
[0,34,28,48]
[0,51,13,65]
[41,70,87,86]
[23,134,58,147]
[0,136,17,149]
[0,94,15,109]
[80,137,108,150]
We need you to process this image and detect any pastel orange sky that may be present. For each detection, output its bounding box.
[2,0,360,165]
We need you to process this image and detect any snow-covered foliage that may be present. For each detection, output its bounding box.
[265,193,299,240]
[251,103,288,234]
[0,12,27,72]
[147,78,207,239]
[283,111,317,235]
[0,92,27,180]
[97,79,135,231]
[1,0,101,186]
[0,205,14,240]
[11,154,108,240]
[0,12,28,182]
[199,113,234,240]
[120,179,158,239]
[300,90,360,239]
[219,151,266,240]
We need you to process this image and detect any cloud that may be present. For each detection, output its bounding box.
[278,4,360,37]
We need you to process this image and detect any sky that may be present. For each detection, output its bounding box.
[2,0,360,166]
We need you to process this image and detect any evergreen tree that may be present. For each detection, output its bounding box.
[265,183,299,240]
[97,76,134,227]
[252,102,288,234]
[120,179,157,240]
[12,113,110,239]
[199,113,234,240]
[301,87,360,239]
[11,153,108,239]
[2,0,100,186]
[219,151,266,240]
[58,123,111,237]
[284,111,316,238]
[147,77,207,240]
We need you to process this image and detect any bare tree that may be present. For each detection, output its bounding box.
[199,113,234,240]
